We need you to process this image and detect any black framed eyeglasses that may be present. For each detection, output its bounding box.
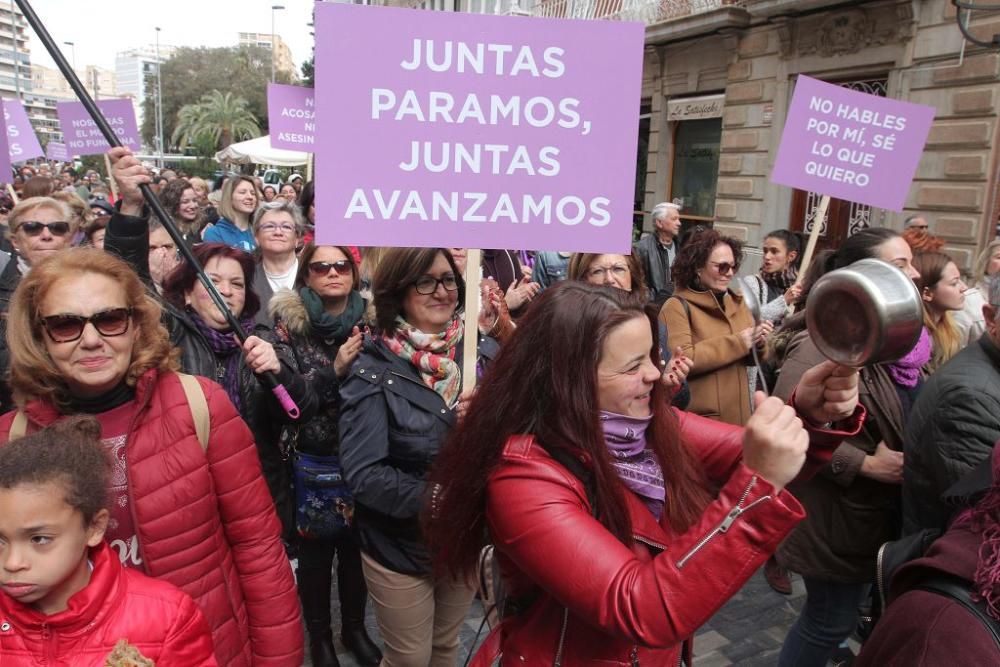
[16,221,71,237]
[413,274,458,295]
[308,260,352,276]
[39,307,133,343]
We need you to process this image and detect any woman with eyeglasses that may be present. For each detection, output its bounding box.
[567,252,692,408]
[338,247,500,666]
[661,229,768,426]
[0,247,304,666]
[268,244,382,667]
[0,197,80,413]
[251,200,304,327]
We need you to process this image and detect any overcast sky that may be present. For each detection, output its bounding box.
[27,0,316,75]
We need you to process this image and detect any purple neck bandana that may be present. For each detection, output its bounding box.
[599,411,665,519]
[886,326,931,388]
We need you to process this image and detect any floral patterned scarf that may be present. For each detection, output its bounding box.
[383,315,463,407]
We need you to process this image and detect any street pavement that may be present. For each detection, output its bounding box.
[310,567,862,666]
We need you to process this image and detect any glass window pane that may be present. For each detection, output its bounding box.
[670,118,722,219]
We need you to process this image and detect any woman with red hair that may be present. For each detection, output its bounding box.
[425,282,864,666]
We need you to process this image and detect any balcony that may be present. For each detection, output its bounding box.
[396,0,748,24]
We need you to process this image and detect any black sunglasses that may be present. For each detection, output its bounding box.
[413,274,458,295]
[308,260,352,276]
[16,221,71,237]
[39,307,133,343]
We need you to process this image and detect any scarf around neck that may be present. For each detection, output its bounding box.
[189,309,256,411]
[383,315,463,407]
[300,287,364,344]
[600,410,665,520]
[885,326,932,388]
[761,266,797,292]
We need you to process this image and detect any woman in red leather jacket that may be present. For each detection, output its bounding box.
[426,282,863,666]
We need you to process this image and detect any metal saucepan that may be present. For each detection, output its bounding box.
[805,258,924,367]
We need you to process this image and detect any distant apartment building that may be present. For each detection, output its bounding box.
[238,31,297,79]
[115,44,176,147]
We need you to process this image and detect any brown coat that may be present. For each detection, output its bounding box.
[660,287,754,425]
[774,331,905,583]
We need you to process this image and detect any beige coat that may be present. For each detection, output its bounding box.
[660,287,755,425]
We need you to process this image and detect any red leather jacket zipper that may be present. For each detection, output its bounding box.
[675,476,772,569]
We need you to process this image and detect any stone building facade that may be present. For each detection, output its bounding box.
[639,0,1000,268]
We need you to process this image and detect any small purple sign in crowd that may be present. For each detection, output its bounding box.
[3,99,43,163]
[56,99,140,156]
[45,141,68,162]
[771,75,935,211]
[268,84,315,150]
[314,3,644,253]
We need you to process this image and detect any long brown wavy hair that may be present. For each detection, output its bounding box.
[6,247,178,410]
[424,282,712,579]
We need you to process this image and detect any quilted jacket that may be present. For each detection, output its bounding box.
[0,370,304,667]
[0,541,217,666]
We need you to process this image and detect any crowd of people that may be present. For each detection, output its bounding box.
[0,148,997,667]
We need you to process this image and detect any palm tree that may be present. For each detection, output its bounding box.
[171,90,261,151]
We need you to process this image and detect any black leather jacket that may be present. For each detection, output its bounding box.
[339,334,499,575]
[105,211,318,539]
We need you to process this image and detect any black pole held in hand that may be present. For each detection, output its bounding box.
[15,0,300,419]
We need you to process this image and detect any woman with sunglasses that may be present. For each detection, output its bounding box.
[0,247,304,666]
[661,229,768,426]
[0,197,79,413]
[268,244,381,667]
[338,247,500,666]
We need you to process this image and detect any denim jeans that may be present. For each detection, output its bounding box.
[777,577,871,667]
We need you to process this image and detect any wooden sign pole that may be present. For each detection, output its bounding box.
[306,153,314,183]
[462,248,483,392]
[795,194,831,285]
[6,183,18,205]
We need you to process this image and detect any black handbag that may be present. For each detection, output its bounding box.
[292,448,354,541]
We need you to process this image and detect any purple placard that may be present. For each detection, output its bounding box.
[56,99,140,156]
[0,117,10,181]
[268,83,315,150]
[46,141,68,162]
[771,75,935,211]
[3,99,43,162]
[314,4,644,252]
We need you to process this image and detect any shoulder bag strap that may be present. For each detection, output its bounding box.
[177,373,210,452]
[914,574,1000,649]
[671,295,691,320]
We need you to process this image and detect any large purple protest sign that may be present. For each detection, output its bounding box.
[314,4,644,253]
[2,99,43,162]
[771,75,935,211]
[0,117,11,183]
[46,141,68,162]
[56,99,140,156]
[268,84,315,150]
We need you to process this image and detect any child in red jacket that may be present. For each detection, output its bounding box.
[0,416,218,666]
